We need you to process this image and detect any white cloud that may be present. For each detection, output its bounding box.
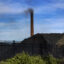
[0,18,30,27]
[0,0,64,41]
[34,18,64,33]
[34,2,64,14]
[0,2,28,14]
[0,0,64,14]
[0,26,30,41]
[0,1,64,14]
[0,18,63,40]
[0,18,30,41]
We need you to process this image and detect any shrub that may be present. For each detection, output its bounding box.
[0,52,64,64]
[0,52,46,64]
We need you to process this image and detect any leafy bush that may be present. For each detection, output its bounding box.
[0,52,46,64]
[0,52,64,64]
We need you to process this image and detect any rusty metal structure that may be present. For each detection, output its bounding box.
[29,9,34,36]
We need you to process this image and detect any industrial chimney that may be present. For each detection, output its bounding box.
[29,9,34,36]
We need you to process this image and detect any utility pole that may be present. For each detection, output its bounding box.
[29,9,34,36]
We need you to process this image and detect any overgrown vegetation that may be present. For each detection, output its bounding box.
[0,52,64,64]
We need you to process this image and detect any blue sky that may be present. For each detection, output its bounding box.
[0,0,64,41]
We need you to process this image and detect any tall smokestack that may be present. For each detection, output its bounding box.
[29,9,34,36]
